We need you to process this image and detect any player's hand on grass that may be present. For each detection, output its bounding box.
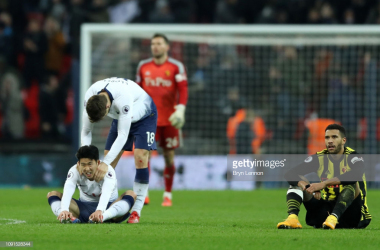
[58,211,73,221]
[94,162,108,182]
[306,182,326,194]
[169,104,186,129]
[89,210,103,223]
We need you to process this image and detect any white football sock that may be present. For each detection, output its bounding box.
[103,200,131,222]
[163,191,172,200]
[50,201,61,217]
[132,182,149,216]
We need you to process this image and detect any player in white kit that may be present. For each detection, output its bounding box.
[47,145,136,223]
[81,77,157,223]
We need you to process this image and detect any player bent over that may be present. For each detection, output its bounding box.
[82,77,157,223]
[277,124,371,229]
[136,33,188,206]
[47,145,136,223]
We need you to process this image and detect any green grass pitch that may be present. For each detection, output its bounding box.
[0,188,379,250]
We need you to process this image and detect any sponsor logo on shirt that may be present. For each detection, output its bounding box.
[144,77,172,87]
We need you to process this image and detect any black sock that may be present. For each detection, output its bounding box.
[287,189,303,216]
[332,184,355,219]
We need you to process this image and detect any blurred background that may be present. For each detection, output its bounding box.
[1,0,380,189]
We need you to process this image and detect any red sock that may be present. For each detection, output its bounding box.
[164,164,175,193]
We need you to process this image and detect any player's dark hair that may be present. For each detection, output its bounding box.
[325,124,346,138]
[86,94,107,122]
[76,145,99,161]
[152,33,169,44]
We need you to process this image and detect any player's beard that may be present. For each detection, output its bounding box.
[153,52,165,59]
[327,141,343,154]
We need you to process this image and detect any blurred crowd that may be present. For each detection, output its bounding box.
[1,0,380,147]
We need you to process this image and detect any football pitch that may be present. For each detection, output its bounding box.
[0,188,379,250]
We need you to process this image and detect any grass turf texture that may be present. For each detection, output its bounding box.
[0,189,379,250]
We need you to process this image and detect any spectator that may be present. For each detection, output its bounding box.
[39,74,65,138]
[69,0,87,60]
[108,0,140,23]
[308,8,321,24]
[344,9,355,24]
[87,0,109,23]
[366,2,380,24]
[0,56,24,139]
[320,2,337,24]
[214,0,243,23]
[149,0,175,23]
[23,18,48,88]
[44,16,66,76]
[0,12,13,64]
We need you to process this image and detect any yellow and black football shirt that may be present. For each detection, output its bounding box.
[284,147,371,227]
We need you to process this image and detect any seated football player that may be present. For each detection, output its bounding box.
[47,145,136,223]
[277,124,371,229]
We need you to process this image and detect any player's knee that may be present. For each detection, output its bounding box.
[124,190,137,200]
[288,185,302,191]
[47,191,62,199]
[134,149,149,168]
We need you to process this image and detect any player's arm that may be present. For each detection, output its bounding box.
[135,61,143,87]
[58,166,79,220]
[306,155,365,194]
[81,88,95,146]
[284,155,319,189]
[90,167,117,223]
[169,63,188,129]
[94,96,133,182]
[81,110,94,146]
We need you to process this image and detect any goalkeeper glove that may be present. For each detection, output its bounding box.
[169,104,186,129]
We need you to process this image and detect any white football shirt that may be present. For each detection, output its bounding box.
[61,165,118,212]
[81,77,154,165]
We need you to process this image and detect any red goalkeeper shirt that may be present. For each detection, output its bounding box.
[136,57,188,126]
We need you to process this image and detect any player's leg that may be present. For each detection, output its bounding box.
[162,148,175,206]
[161,125,181,206]
[47,191,80,223]
[103,190,137,223]
[144,150,152,205]
[323,183,359,229]
[277,185,313,229]
[128,112,157,223]
[128,148,150,223]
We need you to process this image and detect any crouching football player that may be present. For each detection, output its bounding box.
[277,124,371,229]
[47,145,136,223]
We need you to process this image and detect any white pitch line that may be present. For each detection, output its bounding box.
[0,218,26,225]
